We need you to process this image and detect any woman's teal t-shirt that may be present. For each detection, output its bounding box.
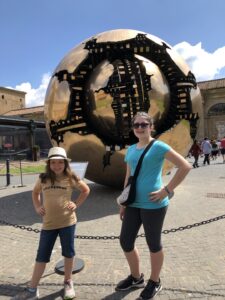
[125,140,171,209]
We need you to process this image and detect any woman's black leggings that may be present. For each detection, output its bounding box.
[120,206,168,253]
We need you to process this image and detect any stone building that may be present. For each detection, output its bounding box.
[0,87,50,160]
[3,105,44,121]
[0,116,50,160]
[0,87,26,114]
[198,78,225,140]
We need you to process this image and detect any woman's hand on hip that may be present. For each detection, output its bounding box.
[149,188,167,202]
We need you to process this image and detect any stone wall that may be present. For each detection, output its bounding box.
[0,87,26,114]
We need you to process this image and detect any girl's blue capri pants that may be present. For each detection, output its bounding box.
[36,224,76,263]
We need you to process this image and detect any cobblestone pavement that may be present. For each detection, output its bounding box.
[0,157,225,299]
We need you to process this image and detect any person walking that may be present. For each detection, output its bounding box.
[211,140,219,160]
[201,137,212,165]
[189,139,201,167]
[11,147,90,300]
[220,136,225,163]
[115,112,191,300]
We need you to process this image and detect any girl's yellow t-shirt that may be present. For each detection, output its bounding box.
[33,176,81,230]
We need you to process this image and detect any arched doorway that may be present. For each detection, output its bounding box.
[207,103,225,140]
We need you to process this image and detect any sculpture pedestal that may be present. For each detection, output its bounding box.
[55,257,85,275]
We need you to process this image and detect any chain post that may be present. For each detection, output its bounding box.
[19,159,23,186]
[6,159,10,186]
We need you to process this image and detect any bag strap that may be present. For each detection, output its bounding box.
[132,139,155,180]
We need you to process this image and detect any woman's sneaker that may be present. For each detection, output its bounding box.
[64,279,75,300]
[11,287,39,300]
[137,278,162,299]
[115,273,145,291]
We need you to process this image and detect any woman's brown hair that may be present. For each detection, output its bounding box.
[132,111,154,126]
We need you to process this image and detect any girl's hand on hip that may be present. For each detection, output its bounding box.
[36,206,45,216]
[67,201,77,211]
[149,188,167,202]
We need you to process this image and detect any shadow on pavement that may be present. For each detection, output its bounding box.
[0,183,120,227]
[102,290,136,300]
[0,284,64,299]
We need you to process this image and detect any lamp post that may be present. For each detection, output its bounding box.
[29,120,36,160]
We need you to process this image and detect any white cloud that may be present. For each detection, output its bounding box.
[173,42,225,81]
[13,73,51,108]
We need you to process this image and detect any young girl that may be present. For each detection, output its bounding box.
[12,147,90,300]
[116,112,191,300]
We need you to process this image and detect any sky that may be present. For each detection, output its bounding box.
[0,0,225,107]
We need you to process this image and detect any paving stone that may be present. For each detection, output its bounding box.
[0,157,225,299]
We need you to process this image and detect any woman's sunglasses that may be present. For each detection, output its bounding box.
[133,122,150,129]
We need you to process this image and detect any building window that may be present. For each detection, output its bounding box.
[1,95,4,99]
[208,103,225,116]
[1,135,14,150]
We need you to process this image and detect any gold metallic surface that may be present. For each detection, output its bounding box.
[45,78,71,121]
[44,29,202,188]
[51,133,127,188]
[158,120,192,175]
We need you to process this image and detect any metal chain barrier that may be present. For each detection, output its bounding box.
[1,214,225,298]
[1,213,225,239]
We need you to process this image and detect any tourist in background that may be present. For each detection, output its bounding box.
[189,140,201,168]
[220,136,225,163]
[201,137,212,165]
[211,140,219,160]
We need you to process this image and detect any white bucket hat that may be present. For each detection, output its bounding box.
[47,147,71,161]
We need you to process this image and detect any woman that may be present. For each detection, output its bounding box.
[116,112,191,300]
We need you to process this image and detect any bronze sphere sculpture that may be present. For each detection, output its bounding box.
[44,29,202,188]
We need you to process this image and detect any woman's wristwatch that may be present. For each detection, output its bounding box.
[164,186,174,199]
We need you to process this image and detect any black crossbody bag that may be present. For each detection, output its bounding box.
[116,139,155,206]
